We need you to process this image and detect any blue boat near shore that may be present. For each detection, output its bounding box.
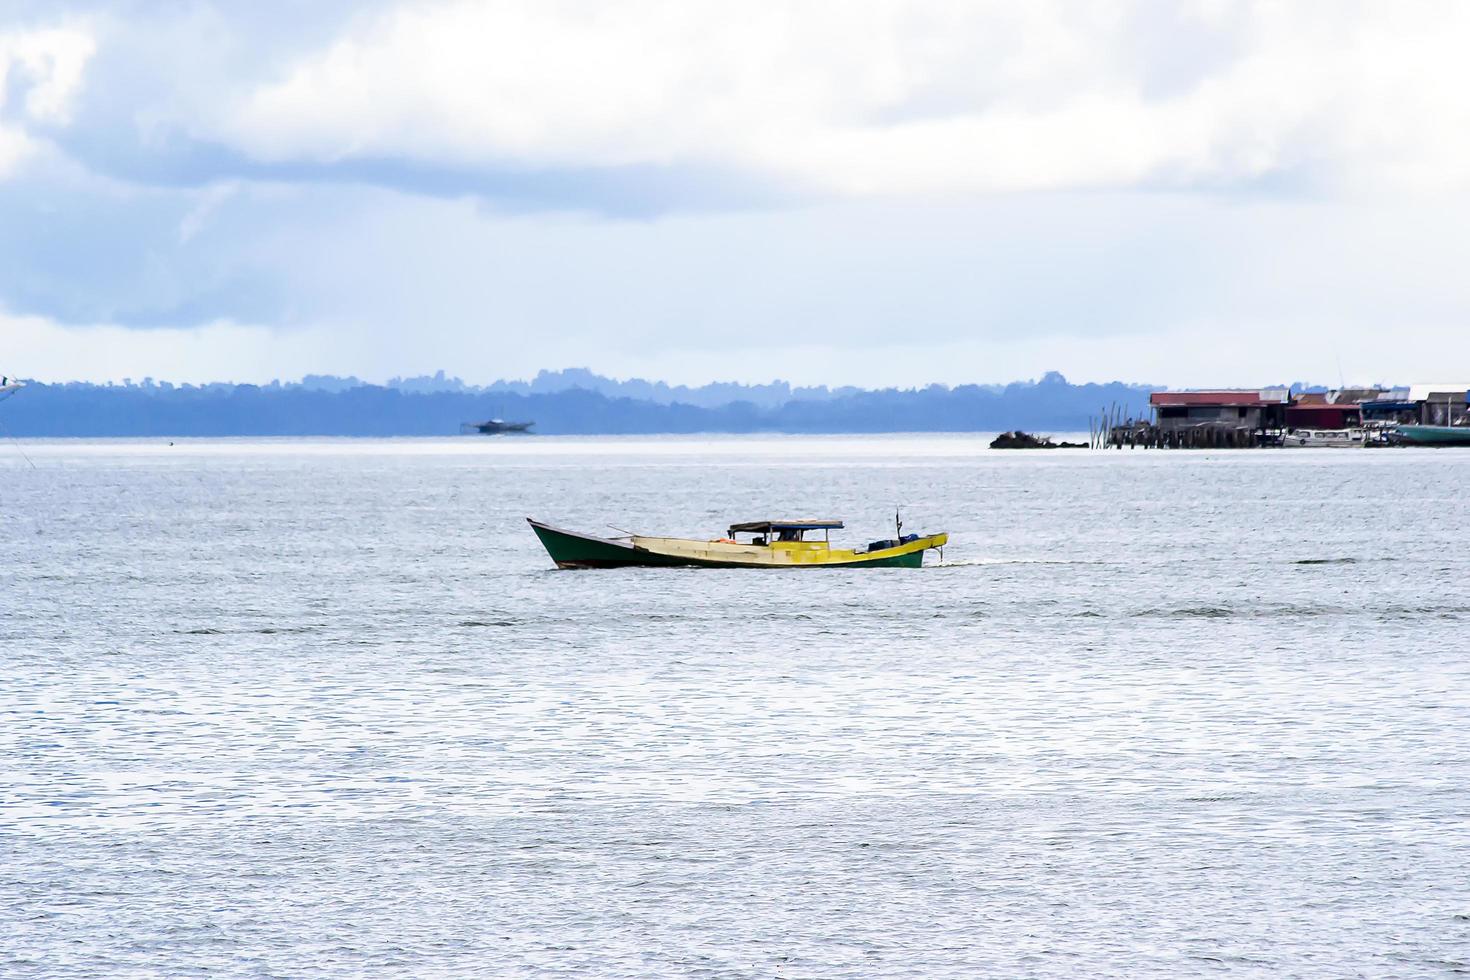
[1394,424,1470,446]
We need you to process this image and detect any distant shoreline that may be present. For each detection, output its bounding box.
[0,373,1152,438]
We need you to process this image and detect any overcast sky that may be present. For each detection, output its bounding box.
[4,1,1470,387]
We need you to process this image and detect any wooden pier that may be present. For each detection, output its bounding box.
[1091,420,1268,449]
[1088,402,1276,449]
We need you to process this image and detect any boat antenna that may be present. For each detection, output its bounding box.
[895,506,902,540]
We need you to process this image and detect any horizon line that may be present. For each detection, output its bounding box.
[4,370,1401,393]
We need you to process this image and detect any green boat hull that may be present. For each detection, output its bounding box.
[529,521,687,568]
[1395,424,1470,446]
[528,519,927,569]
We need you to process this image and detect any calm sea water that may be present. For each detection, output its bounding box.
[3,435,1469,978]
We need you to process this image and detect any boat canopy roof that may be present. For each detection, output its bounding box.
[728,520,844,534]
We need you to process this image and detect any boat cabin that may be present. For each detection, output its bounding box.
[727,520,843,547]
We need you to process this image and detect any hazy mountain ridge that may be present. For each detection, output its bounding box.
[3,371,1154,436]
[319,368,880,409]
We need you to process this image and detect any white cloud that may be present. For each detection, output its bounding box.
[0,25,95,177]
[206,0,1470,197]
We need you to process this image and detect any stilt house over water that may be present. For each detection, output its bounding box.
[1404,384,1470,426]
[1144,388,1290,447]
[1359,385,1470,426]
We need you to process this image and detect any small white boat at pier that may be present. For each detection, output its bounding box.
[1283,427,1366,448]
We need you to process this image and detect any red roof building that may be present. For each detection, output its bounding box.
[1149,389,1290,408]
[1284,403,1361,429]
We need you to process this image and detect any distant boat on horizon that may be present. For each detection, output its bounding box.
[461,418,534,435]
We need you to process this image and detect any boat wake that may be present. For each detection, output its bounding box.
[933,557,1106,567]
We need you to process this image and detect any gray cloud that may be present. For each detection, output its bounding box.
[53,130,805,217]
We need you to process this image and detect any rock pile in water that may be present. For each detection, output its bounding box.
[989,431,1086,449]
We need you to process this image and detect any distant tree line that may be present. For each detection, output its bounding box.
[377,367,864,408]
[1,371,1154,437]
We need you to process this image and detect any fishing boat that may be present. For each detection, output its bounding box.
[528,517,947,569]
[1393,424,1470,446]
